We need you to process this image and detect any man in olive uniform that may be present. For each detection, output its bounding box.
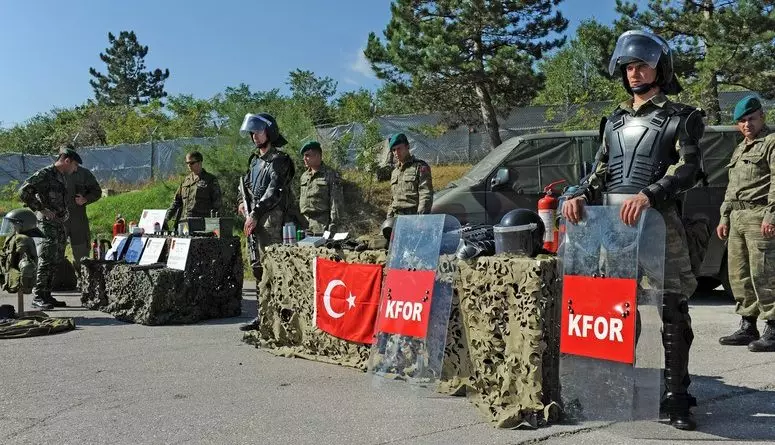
[562,31,705,430]
[387,133,433,217]
[165,151,222,229]
[64,150,102,281]
[19,148,81,310]
[237,113,295,331]
[717,96,775,352]
[299,141,343,235]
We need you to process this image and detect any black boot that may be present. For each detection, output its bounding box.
[32,291,54,310]
[239,317,260,332]
[719,316,759,345]
[747,321,775,352]
[663,294,697,431]
[41,291,66,308]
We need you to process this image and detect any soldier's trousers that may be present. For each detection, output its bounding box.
[34,221,67,299]
[302,212,331,235]
[71,243,90,280]
[250,208,284,326]
[727,209,775,320]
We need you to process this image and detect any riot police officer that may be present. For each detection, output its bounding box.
[237,113,295,331]
[561,30,705,430]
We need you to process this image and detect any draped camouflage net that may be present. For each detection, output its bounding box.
[80,237,243,325]
[243,246,561,428]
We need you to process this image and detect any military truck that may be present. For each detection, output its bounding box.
[431,126,742,295]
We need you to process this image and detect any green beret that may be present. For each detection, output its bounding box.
[299,140,322,156]
[58,147,83,165]
[733,95,762,121]
[388,133,409,149]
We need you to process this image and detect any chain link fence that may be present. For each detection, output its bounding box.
[1,91,771,187]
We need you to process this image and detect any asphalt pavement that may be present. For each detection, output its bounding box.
[1,285,773,445]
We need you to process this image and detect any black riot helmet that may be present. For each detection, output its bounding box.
[239,113,288,148]
[608,30,682,95]
[497,209,545,258]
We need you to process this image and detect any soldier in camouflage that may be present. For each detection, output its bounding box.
[717,96,775,353]
[298,141,343,235]
[238,113,295,332]
[165,151,222,229]
[19,147,82,310]
[64,152,102,282]
[561,31,704,430]
[387,133,433,218]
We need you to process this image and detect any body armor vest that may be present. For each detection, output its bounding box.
[248,150,294,212]
[604,107,681,194]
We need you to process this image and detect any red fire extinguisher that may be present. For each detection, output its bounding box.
[113,214,126,237]
[538,179,566,253]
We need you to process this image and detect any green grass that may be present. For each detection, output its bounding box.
[87,179,179,240]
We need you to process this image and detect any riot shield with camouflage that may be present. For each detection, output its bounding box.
[558,206,665,422]
[367,214,461,391]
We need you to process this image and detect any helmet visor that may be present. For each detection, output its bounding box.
[608,31,667,76]
[239,113,271,137]
[0,218,15,236]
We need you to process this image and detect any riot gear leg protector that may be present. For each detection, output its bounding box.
[662,293,696,430]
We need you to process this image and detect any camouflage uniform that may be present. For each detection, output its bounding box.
[0,233,38,293]
[720,126,775,321]
[246,147,295,278]
[583,94,700,297]
[569,92,705,425]
[19,165,70,301]
[64,166,102,277]
[165,169,222,225]
[388,156,433,217]
[299,162,343,234]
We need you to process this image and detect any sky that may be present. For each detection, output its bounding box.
[0,0,631,127]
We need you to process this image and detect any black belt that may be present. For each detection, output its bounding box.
[728,199,767,210]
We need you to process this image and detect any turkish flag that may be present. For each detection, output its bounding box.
[314,257,383,344]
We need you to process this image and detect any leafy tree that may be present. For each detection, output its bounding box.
[334,89,375,123]
[365,0,568,148]
[534,20,625,129]
[616,0,775,123]
[287,69,337,125]
[89,31,171,106]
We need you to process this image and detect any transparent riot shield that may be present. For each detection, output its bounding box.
[558,206,664,422]
[367,214,461,391]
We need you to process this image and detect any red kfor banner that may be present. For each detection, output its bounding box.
[314,258,383,344]
[560,274,638,364]
[375,269,436,338]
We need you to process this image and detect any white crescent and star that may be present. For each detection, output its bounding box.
[323,279,357,319]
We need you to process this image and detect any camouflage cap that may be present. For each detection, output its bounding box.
[299,140,322,156]
[58,146,83,165]
[389,133,409,149]
[733,95,762,121]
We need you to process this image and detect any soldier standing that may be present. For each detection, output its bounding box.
[19,148,82,310]
[238,113,295,332]
[561,31,705,430]
[165,151,222,229]
[717,96,775,352]
[387,133,433,217]
[299,141,343,235]
[64,151,102,282]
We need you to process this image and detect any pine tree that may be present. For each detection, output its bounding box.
[365,0,568,148]
[616,0,775,123]
[89,31,170,106]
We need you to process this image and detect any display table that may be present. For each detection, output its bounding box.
[243,245,561,428]
[80,236,243,325]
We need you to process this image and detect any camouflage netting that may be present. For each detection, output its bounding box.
[80,237,243,325]
[457,255,562,428]
[243,246,561,428]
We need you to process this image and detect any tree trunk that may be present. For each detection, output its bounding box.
[706,74,721,125]
[474,82,502,148]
